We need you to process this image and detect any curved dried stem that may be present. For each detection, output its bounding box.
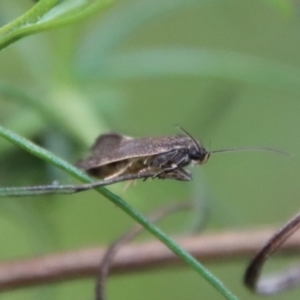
[244,212,300,294]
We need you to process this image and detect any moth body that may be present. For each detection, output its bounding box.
[76,132,210,181]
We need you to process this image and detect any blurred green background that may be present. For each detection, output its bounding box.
[0,0,300,299]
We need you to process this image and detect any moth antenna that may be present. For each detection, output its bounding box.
[177,126,202,151]
[211,147,291,156]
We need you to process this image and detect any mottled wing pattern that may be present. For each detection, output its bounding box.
[75,133,132,170]
[76,134,199,170]
[118,135,192,158]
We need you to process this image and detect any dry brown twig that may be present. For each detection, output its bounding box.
[0,227,300,292]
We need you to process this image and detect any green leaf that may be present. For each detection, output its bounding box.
[77,0,209,69]
[81,48,300,94]
[0,83,108,146]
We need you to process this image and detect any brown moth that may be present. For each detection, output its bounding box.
[75,131,208,181]
[0,129,289,198]
[76,128,285,182]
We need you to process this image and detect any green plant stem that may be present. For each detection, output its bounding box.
[0,0,112,51]
[0,0,59,49]
[0,125,238,300]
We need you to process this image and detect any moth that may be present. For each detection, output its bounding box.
[76,128,284,182]
[0,128,288,197]
[75,128,211,182]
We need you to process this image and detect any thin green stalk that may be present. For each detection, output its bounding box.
[0,0,112,51]
[0,125,238,300]
[0,0,59,49]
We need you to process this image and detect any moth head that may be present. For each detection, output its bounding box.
[177,126,288,166]
[188,147,210,165]
[177,126,210,165]
[199,151,210,165]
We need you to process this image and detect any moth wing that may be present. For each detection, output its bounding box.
[76,134,197,170]
[75,133,133,170]
[116,135,193,158]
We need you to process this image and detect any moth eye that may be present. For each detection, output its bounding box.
[189,149,201,160]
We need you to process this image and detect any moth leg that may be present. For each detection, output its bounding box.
[148,149,191,181]
[152,160,186,179]
[149,150,179,167]
[150,149,189,167]
[151,166,176,180]
[158,168,192,181]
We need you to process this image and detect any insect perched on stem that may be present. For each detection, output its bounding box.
[0,127,289,197]
[76,127,287,182]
